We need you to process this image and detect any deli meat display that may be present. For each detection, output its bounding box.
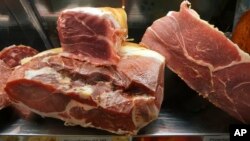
[0,0,247,139]
[4,7,165,135]
[141,1,250,123]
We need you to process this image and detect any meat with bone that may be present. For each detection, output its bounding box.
[0,45,38,110]
[141,0,250,123]
[5,43,165,135]
[57,7,127,65]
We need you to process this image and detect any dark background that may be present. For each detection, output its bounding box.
[0,0,237,51]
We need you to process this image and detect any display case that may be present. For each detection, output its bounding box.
[0,0,247,140]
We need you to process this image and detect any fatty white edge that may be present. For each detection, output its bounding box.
[24,66,95,100]
[67,85,94,99]
[21,66,137,134]
[20,48,62,65]
[120,44,165,63]
[62,7,120,29]
[131,96,159,129]
[17,44,163,135]
[14,100,137,135]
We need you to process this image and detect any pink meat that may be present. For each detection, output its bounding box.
[141,0,250,123]
[57,9,126,65]
[5,45,165,135]
[0,45,38,114]
[0,60,12,110]
[0,45,38,68]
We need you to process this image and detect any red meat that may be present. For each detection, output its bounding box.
[141,1,250,123]
[5,43,165,135]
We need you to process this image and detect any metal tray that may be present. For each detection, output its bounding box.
[0,69,240,136]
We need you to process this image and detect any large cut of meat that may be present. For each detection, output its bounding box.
[57,7,127,65]
[0,45,38,110]
[5,43,165,135]
[141,0,250,123]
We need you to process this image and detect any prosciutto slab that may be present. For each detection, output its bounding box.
[57,7,127,65]
[141,0,250,123]
[5,43,165,135]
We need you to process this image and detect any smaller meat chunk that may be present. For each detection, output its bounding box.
[57,7,128,65]
[0,45,38,110]
[0,45,38,68]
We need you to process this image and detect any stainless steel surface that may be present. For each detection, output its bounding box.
[0,106,238,136]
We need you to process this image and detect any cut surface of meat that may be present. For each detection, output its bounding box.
[232,9,250,54]
[0,45,38,68]
[5,43,165,135]
[0,60,12,110]
[57,7,127,65]
[141,0,250,123]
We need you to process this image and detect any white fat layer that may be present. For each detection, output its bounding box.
[121,45,165,63]
[166,11,175,16]
[66,99,96,111]
[67,85,94,99]
[24,67,59,79]
[21,48,62,65]
[24,66,94,100]
[63,7,120,28]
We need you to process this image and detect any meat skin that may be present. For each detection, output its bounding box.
[141,1,250,123]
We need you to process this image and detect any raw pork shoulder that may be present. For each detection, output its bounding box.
[141,0,250,123]
[5,43,165,135]
[57,7,127,65]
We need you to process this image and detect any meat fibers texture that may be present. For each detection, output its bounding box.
[141,0,250,123]
[5,43,165,135]
[0,45,38,110]
[57,7,128,66]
